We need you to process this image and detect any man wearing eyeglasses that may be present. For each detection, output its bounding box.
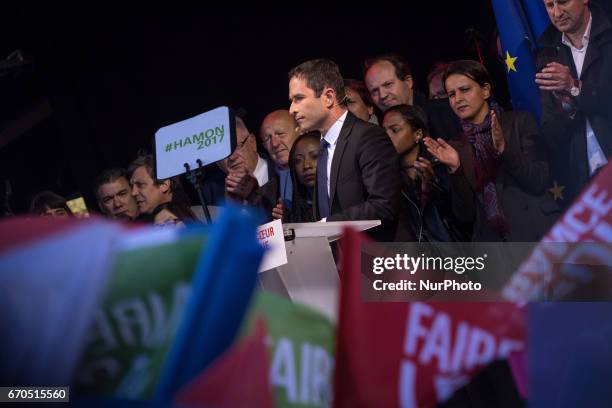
[218,116,271,203]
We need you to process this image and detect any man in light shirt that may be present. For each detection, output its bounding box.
[536,0,612,204]
[257,110,299,211]
[288,59,400,240]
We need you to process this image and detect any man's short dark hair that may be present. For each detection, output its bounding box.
[384,104,429,135]
[288,59,346,104]
[344,78,375,108]
[29,190,71,215]
[128,154,174,189]
[442,60,492,91]
[128,155,155,180]
[127,154,187,201]
[93,168,129,199]
[363,53,412,81]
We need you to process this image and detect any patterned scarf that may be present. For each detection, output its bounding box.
[460,102,510,238]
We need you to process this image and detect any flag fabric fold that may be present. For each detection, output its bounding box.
[174,318,274,408]
[492,0,550,120]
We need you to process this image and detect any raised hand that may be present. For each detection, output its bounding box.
[491,110,505,155]
[424,137,460,172]
[225,166,258,201]
[227,151,248,172]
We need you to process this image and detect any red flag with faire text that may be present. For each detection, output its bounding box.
[333,228,525,408]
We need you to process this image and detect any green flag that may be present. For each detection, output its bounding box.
[76,230,208,399]
[242,291,335,408]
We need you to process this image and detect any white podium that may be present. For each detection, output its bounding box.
[257,220,380,323]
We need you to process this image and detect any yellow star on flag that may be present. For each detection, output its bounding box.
[548,180,565,201]
[505,51,518,73]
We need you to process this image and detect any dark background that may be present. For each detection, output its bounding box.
[0,2,530,214]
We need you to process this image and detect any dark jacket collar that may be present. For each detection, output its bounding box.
[538,3,611,48]
[412,90,430,111]
[337,110,357,143]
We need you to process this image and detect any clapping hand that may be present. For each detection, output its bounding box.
[535,62,574,93]
[491,110,505,155]
[424,137,461,172]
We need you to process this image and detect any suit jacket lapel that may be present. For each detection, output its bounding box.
[582,7,611,78]
[562,46,579,78]
[329,112,354,207]
[581,41,600,79]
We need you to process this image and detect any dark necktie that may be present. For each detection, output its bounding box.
[317,138,330,219]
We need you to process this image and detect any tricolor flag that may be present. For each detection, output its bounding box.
[76,225,211,399]
[0,205,265,406]
[0,217,124,387]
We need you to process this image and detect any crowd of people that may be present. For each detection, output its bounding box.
[28,0,611,243]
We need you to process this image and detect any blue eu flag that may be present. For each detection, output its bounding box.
[492,0,550,120]
[154,205,265,401]
[520,0,551,41]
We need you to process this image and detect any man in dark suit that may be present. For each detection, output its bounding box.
[363,53,462,141]
[288,59,401,240]
[536,0,612,204]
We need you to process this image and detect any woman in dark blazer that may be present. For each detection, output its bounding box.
[424,60,560,242]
